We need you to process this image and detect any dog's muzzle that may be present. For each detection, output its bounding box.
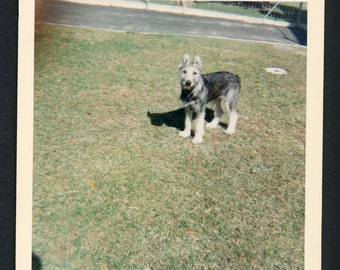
[183,80,193,90]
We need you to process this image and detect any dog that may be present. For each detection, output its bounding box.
[178,54,241,144]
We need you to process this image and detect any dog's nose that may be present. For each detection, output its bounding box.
[185,80,192,86]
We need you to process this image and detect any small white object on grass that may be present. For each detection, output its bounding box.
[265,67,288,75]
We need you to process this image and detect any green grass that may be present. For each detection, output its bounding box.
[33,24,306,269]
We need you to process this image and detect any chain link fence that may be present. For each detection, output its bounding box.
[127,1,307,27]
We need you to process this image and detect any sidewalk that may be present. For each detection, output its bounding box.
[36,0,307,46]
[64,0,298,27]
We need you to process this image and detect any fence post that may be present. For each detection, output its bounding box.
[263,2,281,19]
[296,2,303,26]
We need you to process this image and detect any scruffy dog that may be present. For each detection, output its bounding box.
[179,54,241,144]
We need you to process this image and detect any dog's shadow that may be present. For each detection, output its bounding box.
[147,107,224,130]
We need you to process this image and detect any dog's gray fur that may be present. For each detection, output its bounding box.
[179,54,240,144]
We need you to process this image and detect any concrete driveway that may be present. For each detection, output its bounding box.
[36,0,307,46]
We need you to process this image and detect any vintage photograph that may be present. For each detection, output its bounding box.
[25,0,319,269]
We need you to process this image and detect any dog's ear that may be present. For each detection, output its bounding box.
[179,53,190,69]
[193,55,202,71]
[183,53,191,65]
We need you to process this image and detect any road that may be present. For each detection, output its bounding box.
[36,1,307,46]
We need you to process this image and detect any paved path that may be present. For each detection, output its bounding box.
[36,0,307,46]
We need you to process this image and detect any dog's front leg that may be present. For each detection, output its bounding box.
[179,107,193,138]
[192,109,205,144]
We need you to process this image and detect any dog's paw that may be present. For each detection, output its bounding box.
[192,136,203,144]
[179,130,191,138]
[224,129,235,135]
[206,122,218,129]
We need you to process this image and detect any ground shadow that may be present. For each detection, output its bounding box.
[287,26,307,46]
[32,252,42,270]
[147,107,218,130]
[275,26,307,46]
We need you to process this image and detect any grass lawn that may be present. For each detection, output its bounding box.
[33,24,306,269]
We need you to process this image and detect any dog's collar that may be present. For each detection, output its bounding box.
[183,91,197,108]
[184,100,196,107]
[186,91,194,101]
[181,88,197,107]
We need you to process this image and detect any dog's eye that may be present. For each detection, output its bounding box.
[182,70,187,74]
[193,72,197,75]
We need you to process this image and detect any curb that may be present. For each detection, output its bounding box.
[61,0,304,28]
